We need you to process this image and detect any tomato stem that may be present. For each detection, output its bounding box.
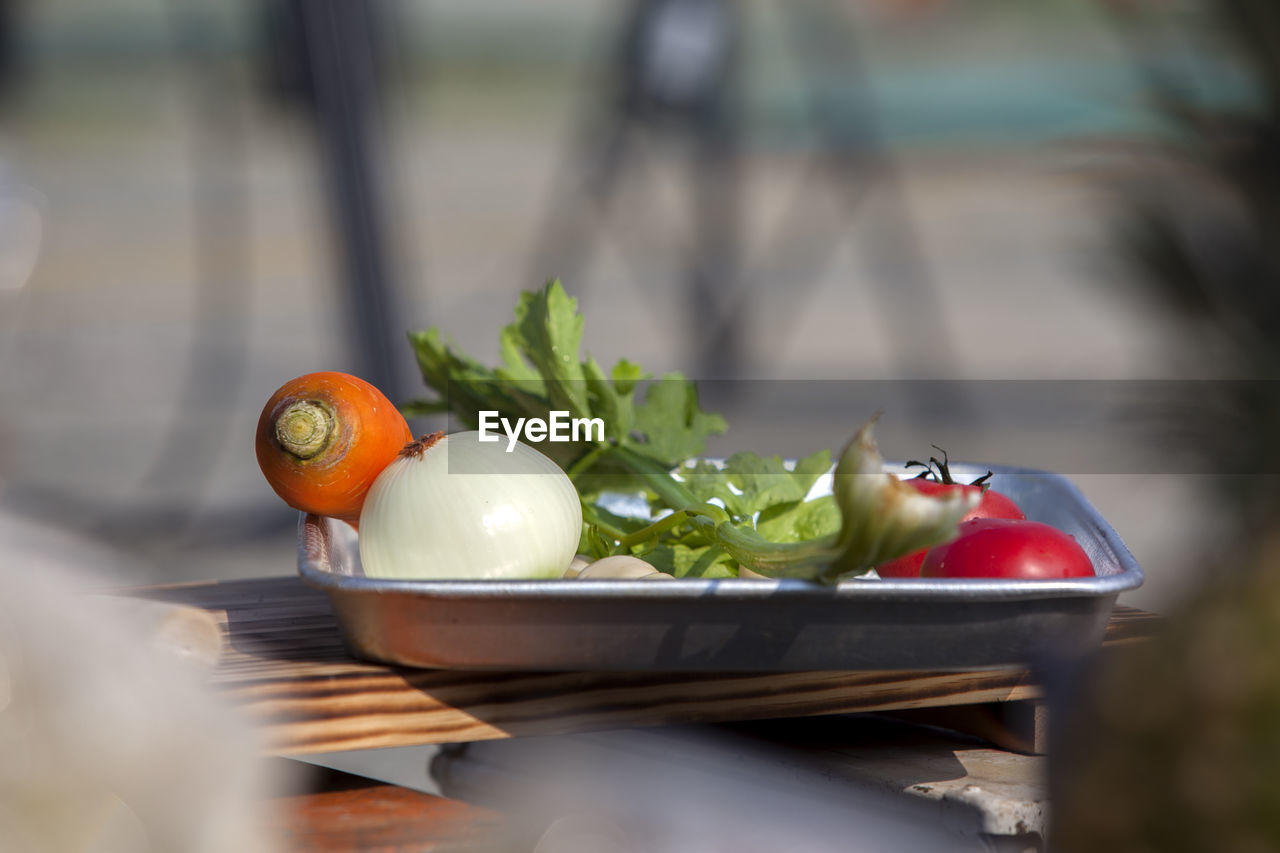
[905,445,992,489]
[275,400,335,460]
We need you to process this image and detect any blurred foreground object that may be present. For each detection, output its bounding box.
[0,167,42,293]
[1052,535,1280,850]
[0,511,278,852]
[1052,0,1280,848]
[432,723,986,852]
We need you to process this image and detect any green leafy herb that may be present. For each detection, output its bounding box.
[406,280,978,582]
[680,449,831,521]
[629,377,727,468]
[756,495,840,544]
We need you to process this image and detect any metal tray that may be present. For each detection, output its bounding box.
[298,463,1142,672]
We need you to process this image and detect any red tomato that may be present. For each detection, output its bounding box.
[919,518,1095,579]
[910,479,1025,520]
[875,479,1025,578]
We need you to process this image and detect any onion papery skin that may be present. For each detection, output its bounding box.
[358,431,583,580]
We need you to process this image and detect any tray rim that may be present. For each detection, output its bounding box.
[298,462,1143,604]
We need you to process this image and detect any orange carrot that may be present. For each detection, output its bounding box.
[255,372,413,528]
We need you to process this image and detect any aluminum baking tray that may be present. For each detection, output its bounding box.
[298,463,1142,672]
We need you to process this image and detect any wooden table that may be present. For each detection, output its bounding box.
[128,576,1159,756]
[126,576,1160,849]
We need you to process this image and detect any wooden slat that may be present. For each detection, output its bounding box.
[1104,604,1165,642]
[124,577,1158,756]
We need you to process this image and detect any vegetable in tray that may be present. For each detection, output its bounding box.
[258,281,1095,583]
[255,371,412,530]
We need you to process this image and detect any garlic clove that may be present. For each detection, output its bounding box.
[576,555,662,579]
[563,554,593,579]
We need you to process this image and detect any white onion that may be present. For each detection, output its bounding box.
[358,430,582,580]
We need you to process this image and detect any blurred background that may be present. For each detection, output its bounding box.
[0,0,1256,608]
[10,1,1280,843]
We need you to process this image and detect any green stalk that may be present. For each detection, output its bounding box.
[687,515,839,580]
[579,502,631,541]
[567,442,610,481]
[615,510,691,550]
[606,444,700,509]
[614,503,731,550]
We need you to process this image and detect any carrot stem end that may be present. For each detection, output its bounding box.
[276,400,334,460]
